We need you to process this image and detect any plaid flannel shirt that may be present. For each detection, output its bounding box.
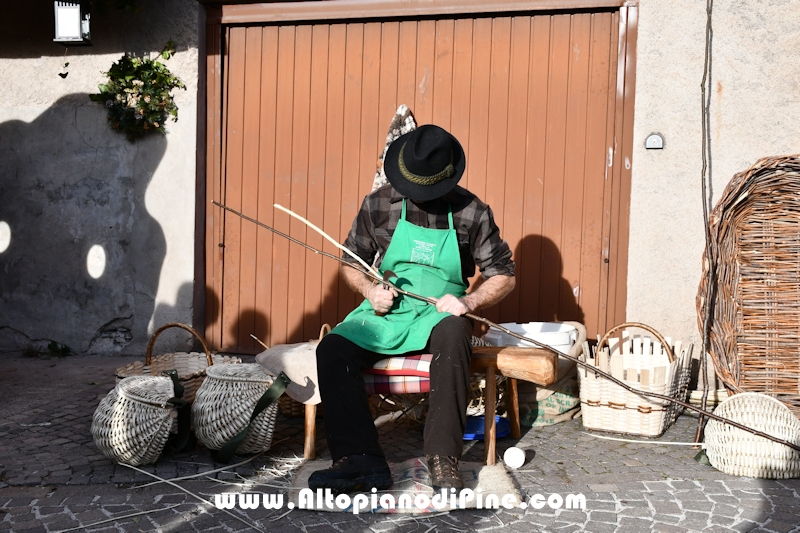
[342,184,515,285]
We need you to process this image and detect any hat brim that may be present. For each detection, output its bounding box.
[383,129,466,202]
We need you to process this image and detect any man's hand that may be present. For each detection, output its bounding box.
[367,282,398,314]
[435,294,471,316]
[437,275,516,317]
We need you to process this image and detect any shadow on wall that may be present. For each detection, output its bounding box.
[149,282,205,352]
[0,95,167,355]
[512,234,584,326]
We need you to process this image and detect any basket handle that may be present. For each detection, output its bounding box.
[597,322,675,362]
[146,322,213,367]
[318,323,331,340]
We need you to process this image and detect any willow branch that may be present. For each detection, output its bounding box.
[274,204,381,279]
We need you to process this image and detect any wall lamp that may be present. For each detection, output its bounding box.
[54,1,91,45]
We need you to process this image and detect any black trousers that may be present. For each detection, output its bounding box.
[316,315,473,462]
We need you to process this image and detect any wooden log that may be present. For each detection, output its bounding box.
[470,345,558,387]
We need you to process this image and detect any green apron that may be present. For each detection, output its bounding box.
[331,199,467,354]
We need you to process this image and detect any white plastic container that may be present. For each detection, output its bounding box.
[485,322,577,354]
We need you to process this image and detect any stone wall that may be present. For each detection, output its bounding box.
[0,0,199,355]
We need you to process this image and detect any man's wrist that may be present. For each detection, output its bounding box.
[365,278,378,298]
[460,296,475,314]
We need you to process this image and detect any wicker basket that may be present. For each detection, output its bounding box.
[91,374,186,466]
[704,392,800,479]
[697,155,800,418]
[192,363,288,461]
[277,324,330,418]
[115,322,240,404]
[578,322,693,438]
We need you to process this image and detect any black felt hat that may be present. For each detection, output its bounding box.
[383,124,466,202]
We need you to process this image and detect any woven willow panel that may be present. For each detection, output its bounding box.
[698,155,800,417]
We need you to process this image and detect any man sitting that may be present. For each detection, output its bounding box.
[311,124,516,494]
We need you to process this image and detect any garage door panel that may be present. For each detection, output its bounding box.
[431,19,454,128]
[220,26,247,351]
[580,12,617,337]
[496,16,530,320]
[237,26,264,352]
[560,12,593,330]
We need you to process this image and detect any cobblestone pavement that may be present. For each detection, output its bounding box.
[1,352,799,533]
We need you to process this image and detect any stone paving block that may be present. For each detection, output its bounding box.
[768,496,800,509]
[739,508,772,522]
[617,516,653,529]
[35,505,68,517]
[701,526,740,533]
[762,520,797,533]
[645,490,678,502]
[618,498,649,507]
[3,507,34,521]
[74,508,110,523]
[708,514,737,527]
[586,500,617,512]
[7,519,46,532]
[587,484,618,493]
[651,524,690,533]
[547,522,583,532]
[587,510,617,523]
[40,513,81,529]
[651,500,682,515]
[618,506,653,519]
[583,522,617,533]
[680,499,715,512]
[767,511,800,525]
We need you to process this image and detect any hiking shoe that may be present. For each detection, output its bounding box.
[308,454,392,494]
[427,455,464,491]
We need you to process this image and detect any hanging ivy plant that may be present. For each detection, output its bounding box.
[89,42,185,142]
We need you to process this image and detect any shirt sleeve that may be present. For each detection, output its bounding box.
[472,204,515,279]
[341,196,379,266]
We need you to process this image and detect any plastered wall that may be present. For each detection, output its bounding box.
[628,0,800,346]
[0,0,199,355]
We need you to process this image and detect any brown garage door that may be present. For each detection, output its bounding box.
[203,2,637,352]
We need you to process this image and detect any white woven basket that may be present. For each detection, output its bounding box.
[578,322,693,438]
[192,363,282,456]
[704,392,800,479]
[91,375,181,466]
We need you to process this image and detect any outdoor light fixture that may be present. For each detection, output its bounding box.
[54,1,91,45]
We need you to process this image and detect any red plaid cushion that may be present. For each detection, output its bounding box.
[363,354,432,377]
[363,374,430,395]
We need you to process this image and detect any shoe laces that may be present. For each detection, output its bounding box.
[427,455,459,479]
